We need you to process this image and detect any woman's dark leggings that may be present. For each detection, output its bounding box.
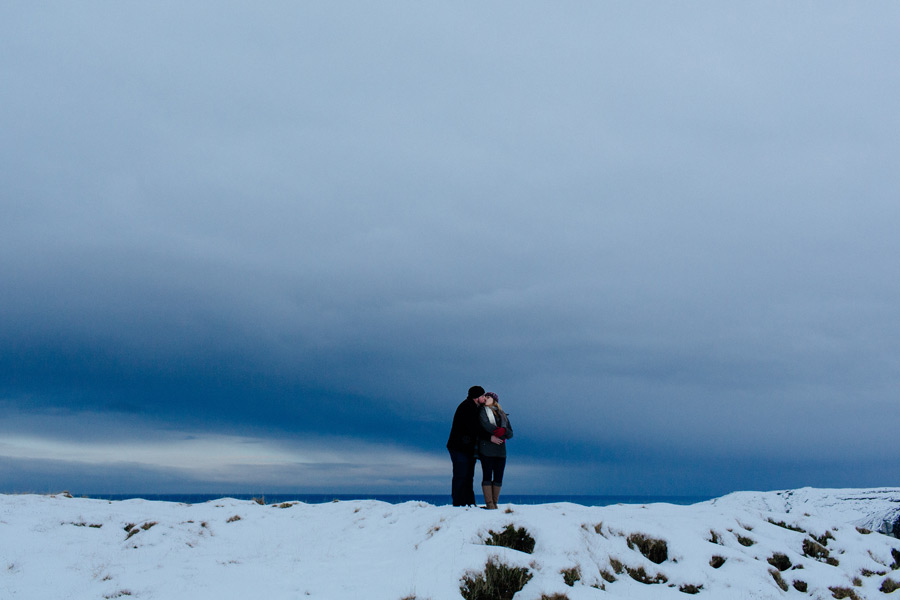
[480,456,506,486]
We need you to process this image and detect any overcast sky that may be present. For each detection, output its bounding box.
[2,2,899,497]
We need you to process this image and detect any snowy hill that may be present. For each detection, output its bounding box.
[2,488,899,599]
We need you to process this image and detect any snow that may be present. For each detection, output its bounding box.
[2,488,899,599]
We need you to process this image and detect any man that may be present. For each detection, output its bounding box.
[446,385,488,507]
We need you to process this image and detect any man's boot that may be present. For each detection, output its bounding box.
[482,484,494,509]
[491,484,502,509]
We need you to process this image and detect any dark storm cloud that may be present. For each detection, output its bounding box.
[2,2,900,494]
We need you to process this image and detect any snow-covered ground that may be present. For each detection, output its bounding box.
[2,488,899,599]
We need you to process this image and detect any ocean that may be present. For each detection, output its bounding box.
[84,493,712,506]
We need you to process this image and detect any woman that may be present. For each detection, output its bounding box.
[477,391,513,509]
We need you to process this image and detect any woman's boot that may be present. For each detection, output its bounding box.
[481,484,494,509]
[491,484,502,509]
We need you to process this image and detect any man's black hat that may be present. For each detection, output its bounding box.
[467,385,485,400]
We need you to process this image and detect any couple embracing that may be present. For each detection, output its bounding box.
[446,385,514,508]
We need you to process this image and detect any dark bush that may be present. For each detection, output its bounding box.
[792,580,808,592]
[626,565,667,585]
[709,555,726,569]
[767,553,792,571]
[736,534,755,547]
[484,524,536,554]
[881,577,900,593]
[679,583,702,594]
[626,533,668,564]
[460,558,533,600]
[768,519,805,533]
[609,558,625,575]
[814,531,835,546]
[828,586,861,600]
[560,566,580,587]
[803,538,829,560]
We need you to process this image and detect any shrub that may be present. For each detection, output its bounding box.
[803,538,829,560]
[599,569,617,583]
[626,533,668,564]
[709,555,726,569]
[856,527,872,535]
[484,524,536,554]
[609,558,625,575]
[814,531,835,546]
[626,565,667,585]
[679,583,702,594]
[226,515,242,523]
[802,538,840,566]
[459,558,532,600]
[560,566,580,586]
[828,587,861,600]
[768,519,805,533]
[892,548,900,570]
[881,577,900,593]
[793,580,808,592]
[736,534,755,547]
[540,595,569,600]
[767,553,792,571]
[708,530,721,544]
[769,569,788,592]
[252,497,265,505]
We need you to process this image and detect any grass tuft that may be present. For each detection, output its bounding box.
[226,515,242,523]
[767,553,792,571]
[769,569,788,592]
[626,533,668,564]
[735,533,755,547]
[540,595,569,600]
[792,580,808,593]
[484,524,536,554]
[679,583,703,594]
[625,565,667,585]
[828,586,861,599]
[803,538,839,566]
[560,566,580,586]
[768,518,805,533]
[709,555,726,569]
[459,557,532,600]
[609,557,625,575]
[882,577,900,593]
[814,530,835,546]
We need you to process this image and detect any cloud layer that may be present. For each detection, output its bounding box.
[2,2,899,494]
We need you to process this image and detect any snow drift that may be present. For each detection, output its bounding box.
[2,488,899,599]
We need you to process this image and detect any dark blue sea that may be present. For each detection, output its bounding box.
[85,493,712,506]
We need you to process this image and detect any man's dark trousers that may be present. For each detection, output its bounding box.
[449,449,477,506]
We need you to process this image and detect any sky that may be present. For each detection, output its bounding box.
[1,2,899,497]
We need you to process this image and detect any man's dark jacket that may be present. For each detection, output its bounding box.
[446,398,487,455]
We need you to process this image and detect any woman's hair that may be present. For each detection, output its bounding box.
[485,392,503,415]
